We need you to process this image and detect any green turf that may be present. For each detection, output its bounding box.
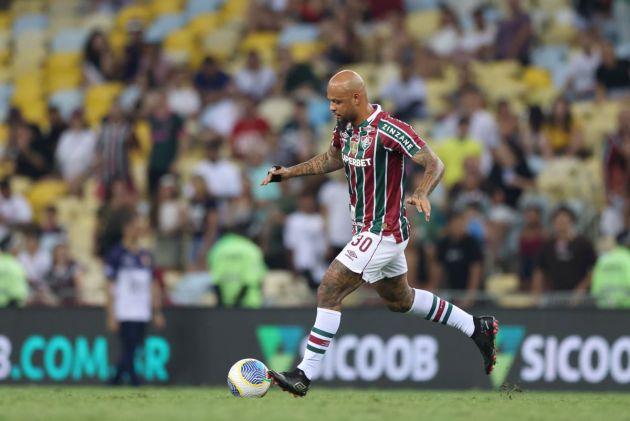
[1,387,629,421]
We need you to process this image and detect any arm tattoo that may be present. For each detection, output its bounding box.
[287,144,344,178]
[411,146,445,196]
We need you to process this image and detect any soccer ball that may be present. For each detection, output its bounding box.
[227,358,272,398]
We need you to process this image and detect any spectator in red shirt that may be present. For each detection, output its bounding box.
[230,96,270,160]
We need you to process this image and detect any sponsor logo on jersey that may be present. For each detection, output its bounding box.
[344,250,357,261]
[379,121,416,152]
[342,154,372,167]
[359,126,374,149]
[349,140,358,155]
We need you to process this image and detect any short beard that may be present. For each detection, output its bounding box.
[336,116,350,128]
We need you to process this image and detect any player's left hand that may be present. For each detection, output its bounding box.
[406,193,431,222]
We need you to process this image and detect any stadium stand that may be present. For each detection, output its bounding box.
[0,0,628,309]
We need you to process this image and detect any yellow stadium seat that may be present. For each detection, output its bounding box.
[26,180,67,218]
[0,30,9,50]
[188,13,221,38]
[526,86,558,108]
[239,32,278,54]
[405,10,440,41]
[15,99,48,128]
[522,66,552,90]
[542,23,575,44]
[14,71,44,88]
[165,28,194,50]
[289,41,325,63]
[220,0,248,23]
[85,83,124,125]
[0,124,7,146]
[150,0,184,16]
[115,4,153,31]
[0,67,9,83]
[82,12,115,33]
[46,71,82,92]
[202,27,240,62]
[10,1,45,15]
[164,29,198,65]
[257,97,294,131]
[0,12,10,30]
[14,29,48,51]
[46,52,82,71]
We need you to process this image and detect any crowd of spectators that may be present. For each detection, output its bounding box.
[1,0,630,309]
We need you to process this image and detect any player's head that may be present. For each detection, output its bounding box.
[327,70,368,126]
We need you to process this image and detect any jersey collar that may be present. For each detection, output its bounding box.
[358,104,382,128]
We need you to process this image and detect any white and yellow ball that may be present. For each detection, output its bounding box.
[227,358,272,398]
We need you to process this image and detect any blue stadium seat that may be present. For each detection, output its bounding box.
[49,88,84,121]
[532,45,569,88]
[0,84,14,102]
[278,24,319,47]
[404,0,439,12]
[0,84,12,122]
[186,0,223,17]
[12,14,48,36]
[51,28,90,52]
[144,13,186,43]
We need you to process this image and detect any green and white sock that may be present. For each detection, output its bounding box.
[407,289,475,337]
[297,307,340,379]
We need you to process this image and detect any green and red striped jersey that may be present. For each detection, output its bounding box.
[331,104,426,243]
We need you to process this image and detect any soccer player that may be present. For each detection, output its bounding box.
[261,70,498,396]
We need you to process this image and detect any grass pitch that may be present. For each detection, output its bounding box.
[1,387,628,421]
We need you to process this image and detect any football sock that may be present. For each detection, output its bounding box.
[407,289,475,337]
[297,307,341,380]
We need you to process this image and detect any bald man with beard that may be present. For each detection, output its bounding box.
[261,70,498,396]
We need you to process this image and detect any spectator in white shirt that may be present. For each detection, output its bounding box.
[460,7,496,59]
[193,138,243,200]
[199,97,240,137]
[565,31,601,100]
[318,172,352,261]
[380,61,427,120]
[284,192,327,291]
[234,50,276,99]
[0,177,32,249]
[167,67,202,118]
[55,110,97,193]
[427,5,463,58]
[17,227,55,305]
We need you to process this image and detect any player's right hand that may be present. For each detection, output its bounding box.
[260,165,288,185]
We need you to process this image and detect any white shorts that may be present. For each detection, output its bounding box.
[335,231,408,283]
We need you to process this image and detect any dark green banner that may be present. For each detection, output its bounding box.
[0,308,628,389]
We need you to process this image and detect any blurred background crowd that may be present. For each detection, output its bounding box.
[0,0,629,310]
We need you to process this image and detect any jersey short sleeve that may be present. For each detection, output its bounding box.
[377,118,426,157]
[331,124,342,149]
[104,247,122,282]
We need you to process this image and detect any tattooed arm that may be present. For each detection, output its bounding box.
[260,143,343,185]
[405,145,445,221]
